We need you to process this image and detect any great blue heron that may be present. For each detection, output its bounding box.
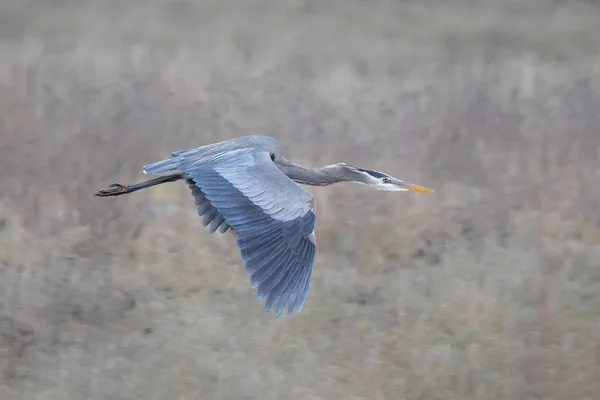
[95,135,432,317]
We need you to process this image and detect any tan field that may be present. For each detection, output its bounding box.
[1,1,600,399]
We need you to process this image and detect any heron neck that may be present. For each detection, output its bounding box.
[278,162,364,186]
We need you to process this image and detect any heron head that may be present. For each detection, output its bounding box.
[356,168,433,192]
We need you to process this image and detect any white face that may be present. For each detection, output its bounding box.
[376,181,410,191]
[355,170,405,191]
[372,176,410,191]
[358,168,433,193]
[355,168,404,191]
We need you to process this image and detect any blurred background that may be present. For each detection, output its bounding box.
[1,0,600,399]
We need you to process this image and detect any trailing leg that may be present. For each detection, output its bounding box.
[94,173,185,197]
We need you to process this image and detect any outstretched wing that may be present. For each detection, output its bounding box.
[148,147,317,317]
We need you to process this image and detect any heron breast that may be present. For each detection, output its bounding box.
[308,197,317,245]
[308,196,317,213]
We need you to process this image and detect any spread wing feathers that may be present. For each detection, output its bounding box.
[188,182,230,233]
[154,149,317,317]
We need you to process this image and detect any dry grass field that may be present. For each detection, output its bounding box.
[1,1,600,399]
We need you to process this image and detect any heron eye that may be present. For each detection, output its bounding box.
[382,177,389,183]
[269,151,275,162]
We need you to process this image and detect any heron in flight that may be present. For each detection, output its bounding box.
[95,135,432,317]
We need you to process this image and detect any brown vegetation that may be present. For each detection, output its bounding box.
[1,1,600,399]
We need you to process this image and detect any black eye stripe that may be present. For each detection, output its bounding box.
[358,168,387,179]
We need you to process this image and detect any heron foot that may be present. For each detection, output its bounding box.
[94,183,130,197]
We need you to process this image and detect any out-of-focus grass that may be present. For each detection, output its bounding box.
[1,1,600,399]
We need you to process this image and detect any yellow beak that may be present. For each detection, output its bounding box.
[399,182,434,193]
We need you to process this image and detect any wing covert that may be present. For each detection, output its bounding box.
[186,151,317,316]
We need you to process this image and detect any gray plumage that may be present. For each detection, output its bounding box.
[95,135,432,317]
